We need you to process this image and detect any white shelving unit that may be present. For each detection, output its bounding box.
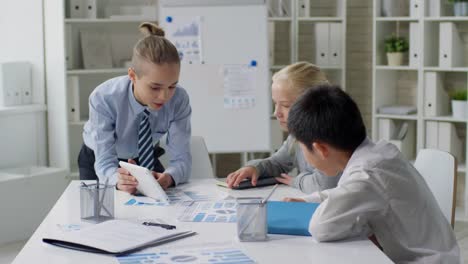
[373,0,468,219]
[267,0,347,88]
[44,0,160,176]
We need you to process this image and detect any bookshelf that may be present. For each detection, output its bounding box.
[373,0,468,219]
[267,0,347,88]
[44,0,159,176]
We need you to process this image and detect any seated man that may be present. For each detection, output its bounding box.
[284,85,460,263]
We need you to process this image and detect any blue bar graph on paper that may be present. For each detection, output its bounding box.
[117,248,255,264]
[193,213,206,222]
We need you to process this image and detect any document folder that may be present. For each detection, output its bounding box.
[267,201,319,236]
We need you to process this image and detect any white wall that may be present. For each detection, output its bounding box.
[0,0,48,167]
[0,0,46,104]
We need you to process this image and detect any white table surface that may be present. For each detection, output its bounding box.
[12,179,392,264]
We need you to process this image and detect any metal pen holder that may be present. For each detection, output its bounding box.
[236,197,268,242]
[80,183,114,223]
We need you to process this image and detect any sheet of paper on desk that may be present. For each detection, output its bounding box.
[125,188,218,206]
[116,247,255,264]
[178,201,237,223]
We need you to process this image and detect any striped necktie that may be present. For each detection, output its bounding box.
[138,109,154,170]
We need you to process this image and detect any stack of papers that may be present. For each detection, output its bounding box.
[43,220,195,255]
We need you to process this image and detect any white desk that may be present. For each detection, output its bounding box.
[12,179,392,263]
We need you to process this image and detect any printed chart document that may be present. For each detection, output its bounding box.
[116,247,256,264]
[43,220,196,255]
[179,201,237,223]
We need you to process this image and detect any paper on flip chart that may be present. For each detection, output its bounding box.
[165,16,203,64]
[223,64,256,110]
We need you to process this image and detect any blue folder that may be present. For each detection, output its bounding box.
[267,201,320,236]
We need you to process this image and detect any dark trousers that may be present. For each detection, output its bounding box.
[78,143,165,181]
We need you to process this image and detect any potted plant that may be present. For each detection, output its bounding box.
[450,89,467,119]
[448,0,468,16]
[384,35,409,66]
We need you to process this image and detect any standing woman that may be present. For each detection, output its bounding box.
[226,62,340,193]
[79,22,191,193]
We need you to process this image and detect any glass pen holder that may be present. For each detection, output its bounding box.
[236,197,267,242]
[80,183,114,223]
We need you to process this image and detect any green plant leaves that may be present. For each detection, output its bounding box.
[384,35,409,53]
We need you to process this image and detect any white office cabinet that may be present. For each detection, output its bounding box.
[315,23,329,66]
[439,22,464,68]
[424,72,448,117]
[329,23,342,66]
[409,22,420,67]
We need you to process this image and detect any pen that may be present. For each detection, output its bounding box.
[142,222,177,230]
[261,184,278,204]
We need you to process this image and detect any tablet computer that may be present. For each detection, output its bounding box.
[216,177,282,190]
[118,161,170,204]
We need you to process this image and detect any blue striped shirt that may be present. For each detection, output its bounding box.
[83,75,192,185]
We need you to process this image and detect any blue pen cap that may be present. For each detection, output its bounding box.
[166,16,173,23]
[250,60,257,67]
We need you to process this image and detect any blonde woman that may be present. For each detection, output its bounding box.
[226,62,340,193]
[79,23,191,193]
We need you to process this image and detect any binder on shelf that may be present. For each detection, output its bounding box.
[84,0,97,19]
[329,23,342,66]
[439,22,464,68]
[425,121,439,149]
[389,121,415,160]
[0,62,31,107]
[65,24,73,70]
[427,0,446,17]
[410,0,422,18]
[424,72,449,117]
[378,118,395,141]
[268,22,275,65]
[298,0,310,17]
[67,76,81,122]
[438,122,462,162]
[277,0,291,17]
[315,23,329,66]
[267,0,278,17]
[70,0,84,18]
[409,22,420,67]
[80,30,113,69]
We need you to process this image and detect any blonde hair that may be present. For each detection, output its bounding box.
[131,22,180,76]
[273,62,329,154]
[272,61,329,97]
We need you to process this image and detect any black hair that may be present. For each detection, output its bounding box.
[287,85,366,152]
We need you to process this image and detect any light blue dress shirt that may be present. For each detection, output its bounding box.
[83,75,192,185]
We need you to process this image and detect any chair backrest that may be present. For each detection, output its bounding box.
[414,149,457,227]
[159,136,214,180]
